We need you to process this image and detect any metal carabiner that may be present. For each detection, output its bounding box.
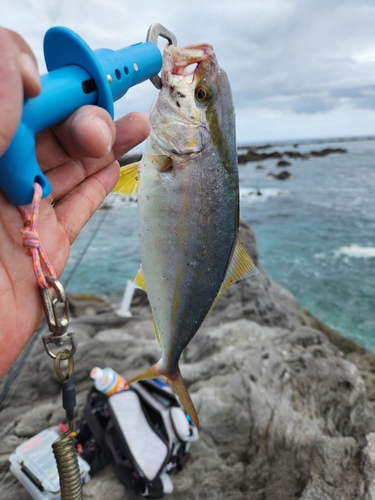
[40,276,77,359]
[40,276,69,337]
[146,23,177,89]
[43,331,77,360]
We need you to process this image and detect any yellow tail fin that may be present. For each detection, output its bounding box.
[128,362,199,428]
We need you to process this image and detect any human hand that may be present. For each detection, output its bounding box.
[0,28,150,377]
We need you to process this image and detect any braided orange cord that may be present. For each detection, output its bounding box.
[18,183,57,289]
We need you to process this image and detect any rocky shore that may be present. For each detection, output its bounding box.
[237,146,347,165]
[1,220,375,499]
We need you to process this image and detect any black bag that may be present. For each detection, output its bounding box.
[76,379,198,498]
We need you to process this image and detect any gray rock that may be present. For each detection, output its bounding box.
[181,320,375,499]
[1,220,375,499]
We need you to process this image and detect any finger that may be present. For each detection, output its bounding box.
[112,111,150,159]
[52,105,116,159]
[36,107,145,172]
[0,28,41,157]
[6,30,41,97]
[36,106,115,171]
[35,128,71,171]
[59,109,150,163]
[0,28,23,156]
[45,111,150,203]
[35,106,115,172]
[53,160,120,244]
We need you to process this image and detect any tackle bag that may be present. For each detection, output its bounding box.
[76,379,198,498]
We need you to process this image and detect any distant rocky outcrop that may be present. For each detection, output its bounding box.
[1,220,375,499]
[310,147,347,157]
[277,159,292,167]
[268,170,291,180]
[237,146,347,165]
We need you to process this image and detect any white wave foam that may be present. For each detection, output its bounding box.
[335,244,375,258]
[240,187,284,202]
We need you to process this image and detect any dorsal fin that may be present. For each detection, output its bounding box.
[113,162,139,196]
[221,237,258,292]
[209,237,258,313]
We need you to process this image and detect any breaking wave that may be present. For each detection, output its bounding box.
[335,244,375,258]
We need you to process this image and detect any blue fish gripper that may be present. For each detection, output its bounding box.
[0,24,176,206]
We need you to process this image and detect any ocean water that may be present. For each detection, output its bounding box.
[62,138,375,352]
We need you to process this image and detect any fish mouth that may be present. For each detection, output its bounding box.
[162,43,214,85]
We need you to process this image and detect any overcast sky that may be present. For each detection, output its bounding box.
[3,0,375,145]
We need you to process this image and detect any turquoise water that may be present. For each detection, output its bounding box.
[62,139,375,351]
[240,139,375,350]
[62,199,141,294]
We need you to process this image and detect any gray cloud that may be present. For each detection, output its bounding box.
[218,0,375,118]
[3,0,375,141]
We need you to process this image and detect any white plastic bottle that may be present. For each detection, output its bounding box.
[90,367,128,396]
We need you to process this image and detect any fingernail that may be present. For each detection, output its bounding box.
[71,110,115,157]
[92,117,114,153]
[19,52,41,94]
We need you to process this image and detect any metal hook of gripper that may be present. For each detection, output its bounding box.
[146,23,177,89]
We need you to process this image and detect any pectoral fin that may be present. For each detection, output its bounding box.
[113,162,139,196]
[146,154,173,171]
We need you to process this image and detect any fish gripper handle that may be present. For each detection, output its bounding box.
[0,26,162,206]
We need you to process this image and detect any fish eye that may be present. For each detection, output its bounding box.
[197,88,206,100]
[195,84,212,104]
